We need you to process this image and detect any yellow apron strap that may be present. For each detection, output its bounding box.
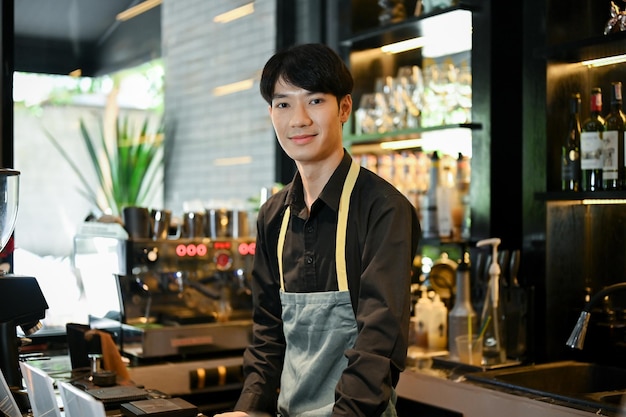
[278,207,291,291]
[277,160,360,292]
[335,161,360,291]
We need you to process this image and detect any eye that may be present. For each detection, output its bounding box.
[310,97,323,105]
[274,101,289,109]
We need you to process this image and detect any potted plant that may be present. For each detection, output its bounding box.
[44,86,165,218]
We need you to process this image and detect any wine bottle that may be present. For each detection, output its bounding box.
[561,93,581,191]
[561,93,582,192]
[603,82,626,190]
[581,88,605,192]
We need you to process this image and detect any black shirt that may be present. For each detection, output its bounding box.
[235,151,421,417]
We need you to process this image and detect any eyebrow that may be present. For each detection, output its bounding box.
[272,90,321,100]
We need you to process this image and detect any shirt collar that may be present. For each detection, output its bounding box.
[284,150,353,215]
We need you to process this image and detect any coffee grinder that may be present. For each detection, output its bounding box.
[0,169,50,412]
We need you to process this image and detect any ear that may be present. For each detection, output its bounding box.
[339,94,352,123]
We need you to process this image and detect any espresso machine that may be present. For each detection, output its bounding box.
[73,208,255,362]
[0,169,50,413]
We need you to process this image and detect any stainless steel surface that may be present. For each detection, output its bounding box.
[464,360,626,414]
[123,320,252,358]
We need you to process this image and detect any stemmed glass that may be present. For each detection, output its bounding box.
[0,169,20,267]
[397,65,424,129]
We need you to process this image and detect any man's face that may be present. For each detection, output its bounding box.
[268,77,351,165]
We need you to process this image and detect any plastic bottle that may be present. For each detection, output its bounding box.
[414,288,432,348]
[448,251,477,360]
[428,293,448,350]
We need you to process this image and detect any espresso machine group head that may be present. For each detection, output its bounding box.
[0,276,49,387]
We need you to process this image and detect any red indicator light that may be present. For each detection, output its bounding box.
[216,253,231,269]
[214,241,232,250]
[176,243,208,257]
[238,242,256,256]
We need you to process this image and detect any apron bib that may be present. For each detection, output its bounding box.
[276,161,397,417]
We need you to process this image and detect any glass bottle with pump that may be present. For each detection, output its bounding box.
[477,238,506,365]
[603,82,626,190]
[581,87,606,192]
[448,251,477,361]
[561,93,582,192]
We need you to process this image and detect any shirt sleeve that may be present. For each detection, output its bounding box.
[333,190,420,417]
[233,202,286,415]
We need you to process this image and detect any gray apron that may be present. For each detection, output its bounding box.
[276,161,397,417]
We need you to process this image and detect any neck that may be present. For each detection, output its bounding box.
[297,151,344,210]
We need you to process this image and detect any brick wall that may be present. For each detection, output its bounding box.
[162,0,277,215]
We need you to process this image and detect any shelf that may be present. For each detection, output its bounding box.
[345,122,481,145]
[535,31,626,63]
[345,122,480,155]
[341,6,474,53]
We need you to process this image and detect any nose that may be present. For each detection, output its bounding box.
[290,102,312,127]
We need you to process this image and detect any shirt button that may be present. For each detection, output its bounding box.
[305,256,313,264]
[306,226,314,233]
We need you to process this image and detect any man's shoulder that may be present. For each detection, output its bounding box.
[356,166,405,197]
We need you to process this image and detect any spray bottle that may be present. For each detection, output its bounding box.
[477,237,506,365]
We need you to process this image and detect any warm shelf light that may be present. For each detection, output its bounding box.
[213,79,254,96]
[116,0,162,22]
[581,54,626,68]
[381,37,427,54]
[214,2,255,23]
[380,138,424,149]
[582,198,626,205]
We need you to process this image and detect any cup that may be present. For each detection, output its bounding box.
[122,206,152,239]
[455,334,483,366]
[182,211,206,238]
[151,209,171,240]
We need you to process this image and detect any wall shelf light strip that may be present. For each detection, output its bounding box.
[116,0,162,21]
[381,37,427,54]
[213,79,254,96]
[214,2,255,23]
[581,53,626,68]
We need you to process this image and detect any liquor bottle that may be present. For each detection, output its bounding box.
[603,82,626,190]
[419,152,439,238]
[455,153,471,239]
[580,88,606,192]
[561,93,582,192]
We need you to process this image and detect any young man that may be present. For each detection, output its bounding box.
[218,43,421,417]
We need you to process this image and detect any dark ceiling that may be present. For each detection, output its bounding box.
[14,0,161,77]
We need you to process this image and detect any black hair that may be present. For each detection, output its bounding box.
[259,43,354,105]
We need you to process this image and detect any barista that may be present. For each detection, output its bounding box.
[217,43,420,417]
